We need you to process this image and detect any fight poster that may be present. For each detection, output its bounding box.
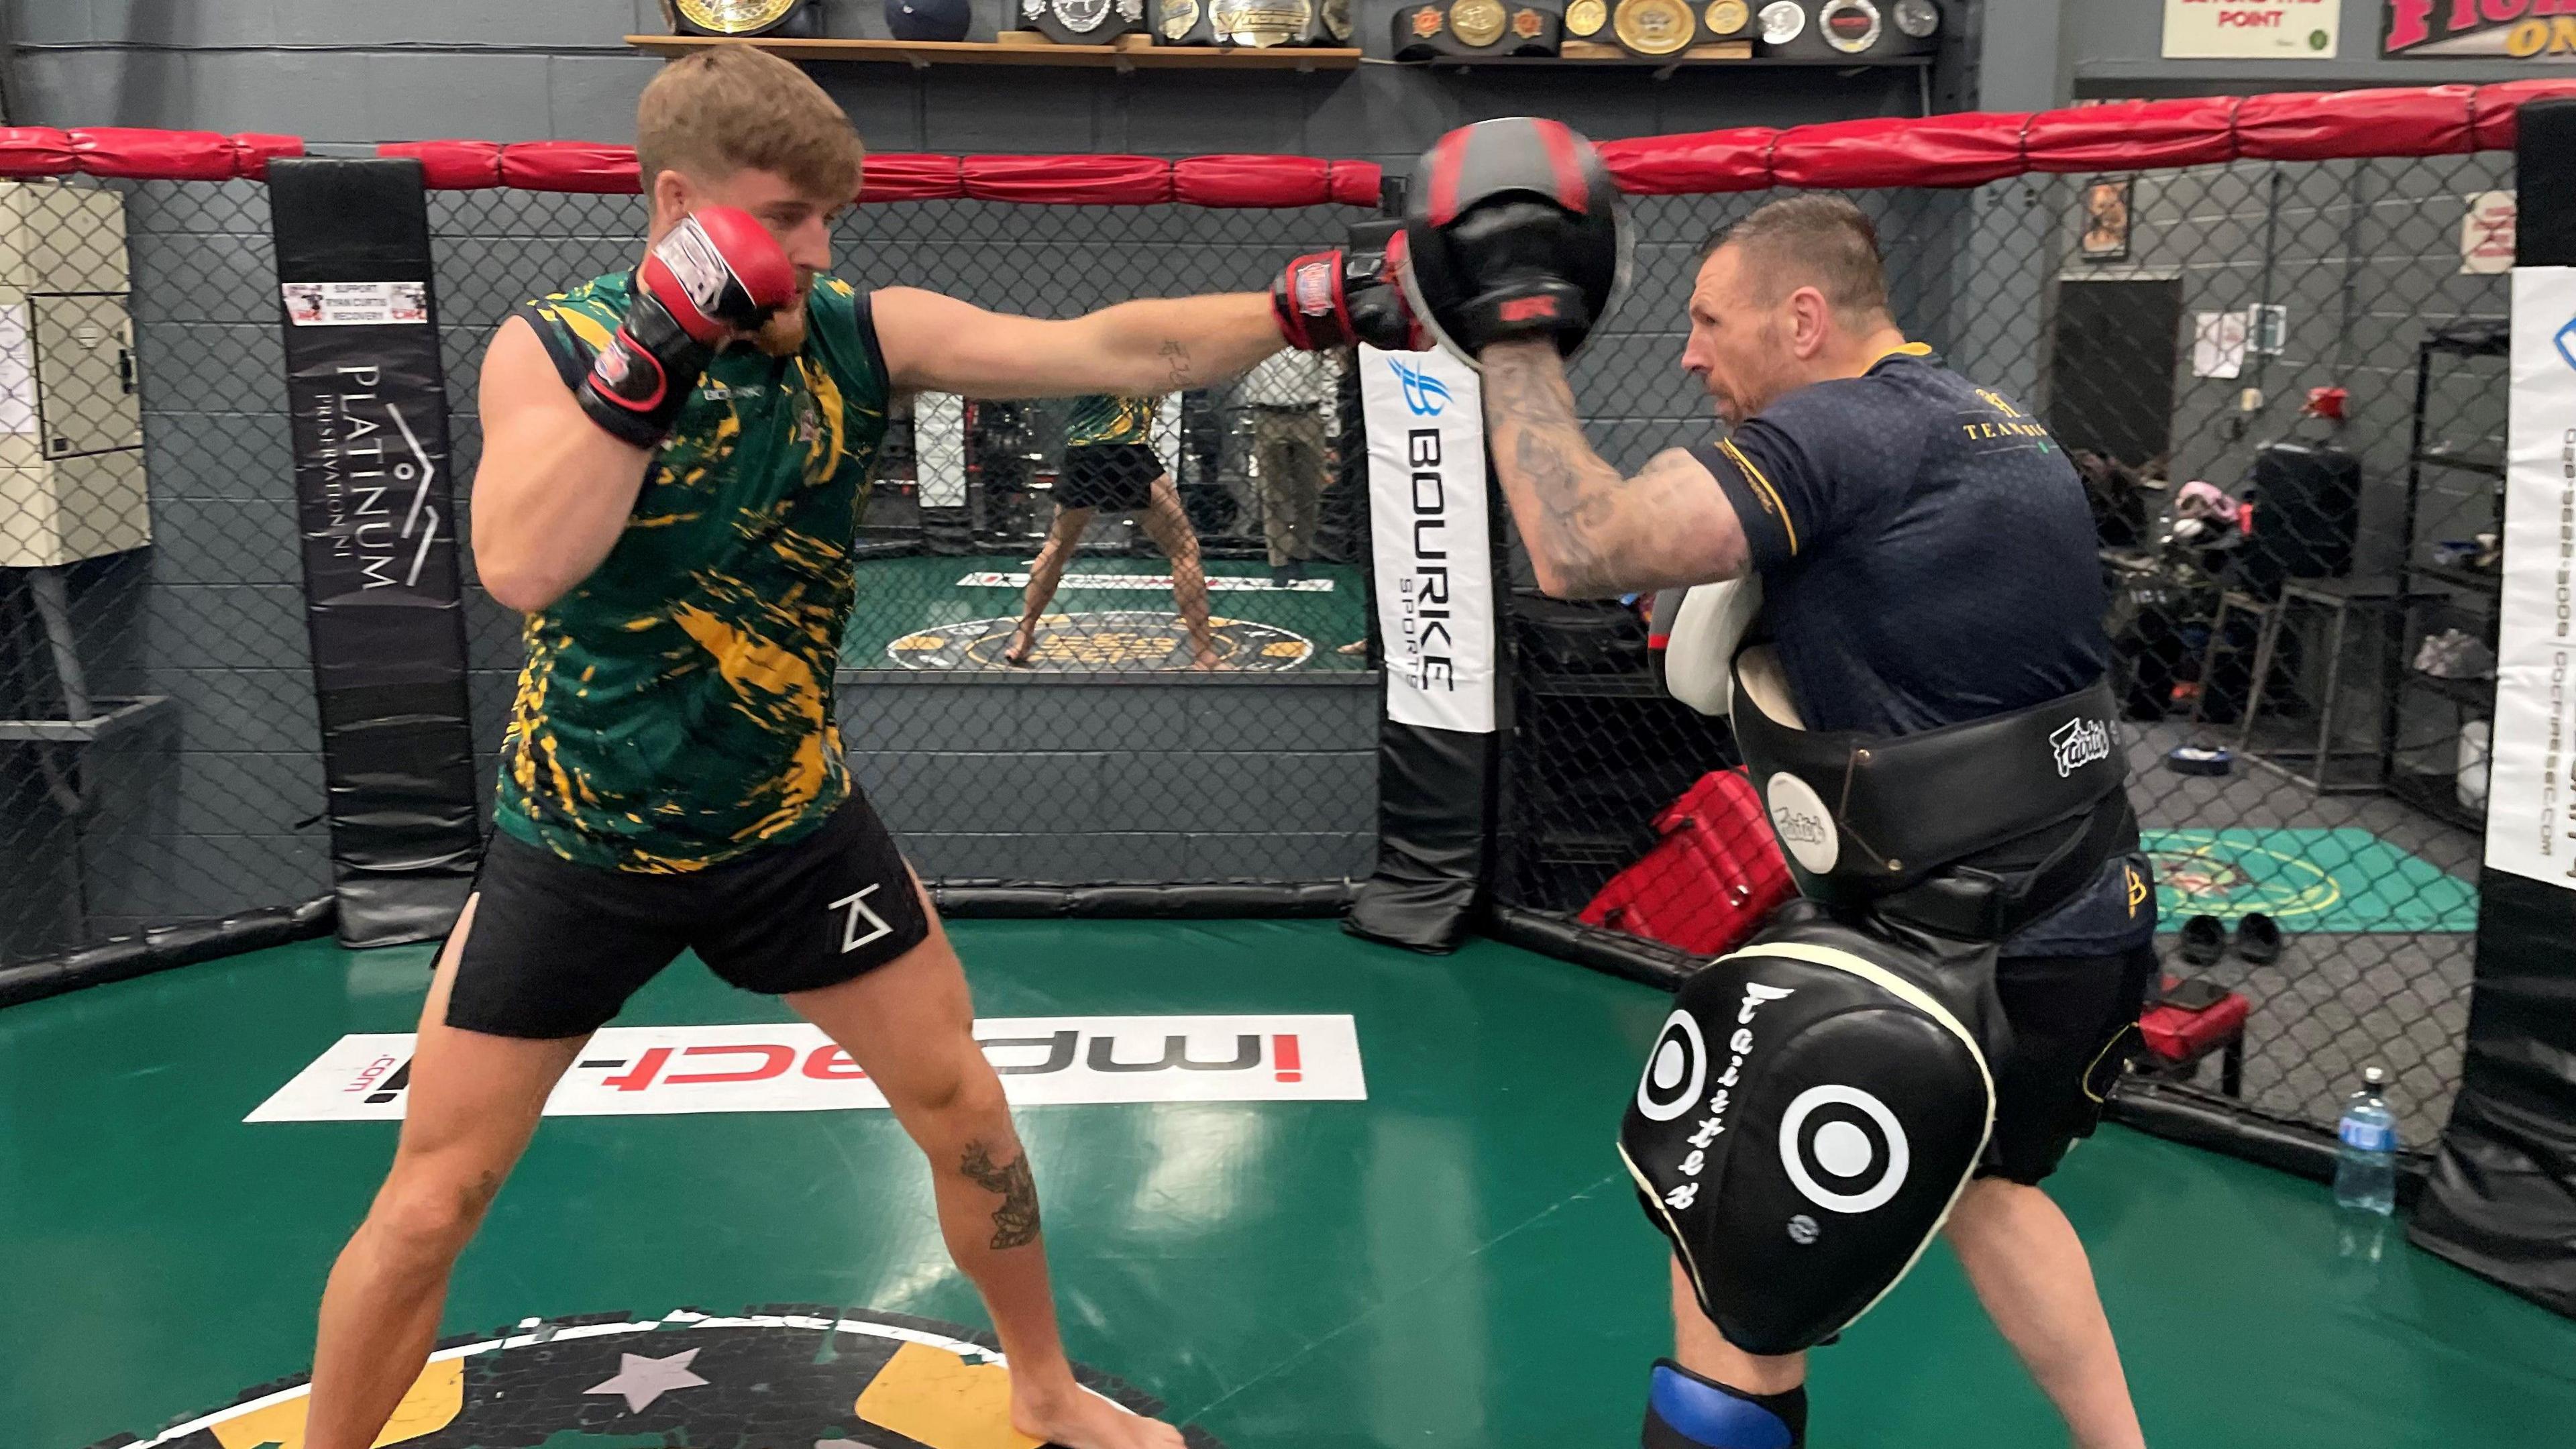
[1360,344,1495,733]
[272,158,480,947]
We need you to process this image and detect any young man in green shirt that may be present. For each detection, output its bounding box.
[1003,393,1220,667]
[298,45,1404,1449]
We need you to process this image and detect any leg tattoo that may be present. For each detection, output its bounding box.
[960,1140,1042,1250]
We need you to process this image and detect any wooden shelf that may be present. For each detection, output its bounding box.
[628,32,1362,70]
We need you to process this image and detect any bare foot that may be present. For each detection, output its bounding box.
[1190,643,1223,670]
[1013,1384,1188,1449]
[1003,622,1039,667]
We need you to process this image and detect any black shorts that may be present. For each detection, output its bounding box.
[1055,443,1163,512]
[445,793,932,1039]
[1980,942,2158,1184]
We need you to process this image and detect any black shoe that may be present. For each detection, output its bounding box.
[1269,564,1293,587]
[2179,914,2226,966]
[2236,912,2281,965]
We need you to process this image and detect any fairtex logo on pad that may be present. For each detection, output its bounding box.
[1658,982,1796,1212]
[1389,357,1452,417]
[2049,716,2113,778]
[248,1016,1366,1122]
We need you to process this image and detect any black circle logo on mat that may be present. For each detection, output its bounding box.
[1635,1008,1709,1123]
[1777,1084,1911,1215]
[97,1305,1227,1448]
[888,612,1315,671]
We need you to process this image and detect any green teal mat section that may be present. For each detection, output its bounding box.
[5,920,2572,1447]
[844,553,1371,671]
[2143,827,2481,934]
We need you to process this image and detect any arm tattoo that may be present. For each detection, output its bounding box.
[1158,339,1194,390]
[959,1140,1042,1250]
[1483,345,1634,596]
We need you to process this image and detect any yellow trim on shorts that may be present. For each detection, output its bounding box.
[1718,437,1797,557]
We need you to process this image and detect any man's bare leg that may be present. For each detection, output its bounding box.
[305,897,587,1449]
[1007,504,1093,665]
[1139,474,1220,667]
[1946,1178,2147,1449]
[787,885,1184,1449]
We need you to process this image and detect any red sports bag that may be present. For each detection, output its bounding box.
[1580,769,1796,957]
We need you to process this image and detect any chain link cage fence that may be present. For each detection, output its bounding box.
[0,114,2526,1161]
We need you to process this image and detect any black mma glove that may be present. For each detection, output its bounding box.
[1428,198,1597,354]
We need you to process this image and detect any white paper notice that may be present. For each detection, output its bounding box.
[0,303,32,435]
[2192,311,2248,379]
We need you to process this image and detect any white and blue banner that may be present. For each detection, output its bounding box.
[1360,344,1495,733]
[2489,267,2576,891]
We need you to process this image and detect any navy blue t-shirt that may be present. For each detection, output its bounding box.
[1693,347,2151,955]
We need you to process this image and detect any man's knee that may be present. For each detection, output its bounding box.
[368,1165,502,1257]
[885,1029,1007,1124]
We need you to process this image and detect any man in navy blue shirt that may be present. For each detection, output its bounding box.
[1481,195,2153,1449]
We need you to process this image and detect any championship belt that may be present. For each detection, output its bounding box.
[1025,0,1147,44]
[1609,0,1697,56]
[1391,0,1560,57]
[1752,0,1937,56]
[1159,0,1323,45]
[663,0,814,35]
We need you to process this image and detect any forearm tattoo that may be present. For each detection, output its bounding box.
[1482,345,1631,596]
[1158,339,1194,390]
[959,1140,1042,1250]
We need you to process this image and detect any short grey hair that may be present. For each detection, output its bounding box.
[1702,194,1890,317]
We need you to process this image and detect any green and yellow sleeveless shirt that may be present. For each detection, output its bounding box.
[1065,393,1157,447]
[505,272,890,872]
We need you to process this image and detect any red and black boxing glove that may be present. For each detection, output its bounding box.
[578,205,798,448]
[1271,222,1426,354]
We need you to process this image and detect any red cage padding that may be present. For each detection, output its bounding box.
[4,81,2576,199]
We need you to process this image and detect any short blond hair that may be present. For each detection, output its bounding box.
[635,48,865,201]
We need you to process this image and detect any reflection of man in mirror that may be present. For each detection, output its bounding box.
[2083,182,2128,256]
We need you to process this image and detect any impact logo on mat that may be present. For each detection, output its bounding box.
[1390,356,1453,417]
[250,1016,1366,1122]
[886,612,1314,670]
[93,1305,1227,1449]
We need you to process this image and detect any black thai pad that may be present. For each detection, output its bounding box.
[1620,912,1998,1355]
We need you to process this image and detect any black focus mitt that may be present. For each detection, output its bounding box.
[1399,117,1629,368]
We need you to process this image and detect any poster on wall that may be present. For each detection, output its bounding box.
[2485,266,2576,892]
[2387,0,2576,58]
[2163,0,2339,59]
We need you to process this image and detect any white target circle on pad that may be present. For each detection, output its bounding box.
[1778,1083,1911,1214]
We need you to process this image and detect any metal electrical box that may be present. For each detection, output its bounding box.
[0,182,146,568]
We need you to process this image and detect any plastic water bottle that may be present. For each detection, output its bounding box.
[2333,1067,2398,1216]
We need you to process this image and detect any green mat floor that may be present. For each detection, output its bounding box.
[3,920,2569,1447]
[846,553,1372,672]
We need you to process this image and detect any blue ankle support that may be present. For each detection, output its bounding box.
[1642,1360,1805,1449]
